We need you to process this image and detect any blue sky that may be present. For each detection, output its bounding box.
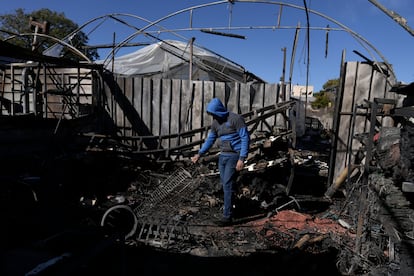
[2,0,413,91]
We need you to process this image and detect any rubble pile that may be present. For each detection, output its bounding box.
[2,110,414,275]
[1,129,346,275]
[330,120,414,275]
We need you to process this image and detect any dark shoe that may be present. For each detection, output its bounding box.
[214,217,233,226]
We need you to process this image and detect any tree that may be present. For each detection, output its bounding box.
[311,78,339,109]
[322,78,339,91]
[0,8,98,61]
[311,91,330,109]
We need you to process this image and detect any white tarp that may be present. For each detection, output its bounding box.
[102,40,261,83]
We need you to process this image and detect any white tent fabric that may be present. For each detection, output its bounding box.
[102,40,262,83]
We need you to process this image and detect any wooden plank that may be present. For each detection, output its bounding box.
[160,79,172,149]
[124,78,133,142]
[132,77,143,146]
[180,79,192,137]
[151,78,161,137]
[142,78,152,136]
[171,79,182,147]
[238,83,251,114]
[115,77,124,135]
[264,83,277,129]
[227,82,239,113]
[192,81,203,141]
[214,81,226,106]
[202,81,214,139]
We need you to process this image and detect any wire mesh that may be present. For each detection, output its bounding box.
[134,166,195,217]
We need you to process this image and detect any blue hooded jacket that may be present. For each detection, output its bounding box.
[199,98,250,160]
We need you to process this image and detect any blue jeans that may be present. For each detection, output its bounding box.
[218,153,239,219]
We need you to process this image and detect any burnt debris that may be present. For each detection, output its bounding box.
[1,38,414,276]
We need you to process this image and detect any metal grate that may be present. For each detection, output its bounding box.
[134,167,193,217]
[135,218,190,247]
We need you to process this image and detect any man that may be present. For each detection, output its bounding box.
[191,98,250,226]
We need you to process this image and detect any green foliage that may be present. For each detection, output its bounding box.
[0,9,28,48]
[311,91,331,109]
[0,8,98,61]
[311,78,339,109]
[322,78,339,91]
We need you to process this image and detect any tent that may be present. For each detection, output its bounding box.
[103,40,264,83]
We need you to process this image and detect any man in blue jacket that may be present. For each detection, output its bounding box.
[191,98,250,226]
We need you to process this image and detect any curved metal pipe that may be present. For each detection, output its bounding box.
[4,33,91,62]
[102,0,393,78]
[100,204,138,239]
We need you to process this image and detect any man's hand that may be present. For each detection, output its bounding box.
[191,154,200,163]
[236,159,244,171]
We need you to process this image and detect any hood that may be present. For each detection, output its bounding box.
[206,98,229,118]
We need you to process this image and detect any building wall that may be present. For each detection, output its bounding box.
[292,85,314,98]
